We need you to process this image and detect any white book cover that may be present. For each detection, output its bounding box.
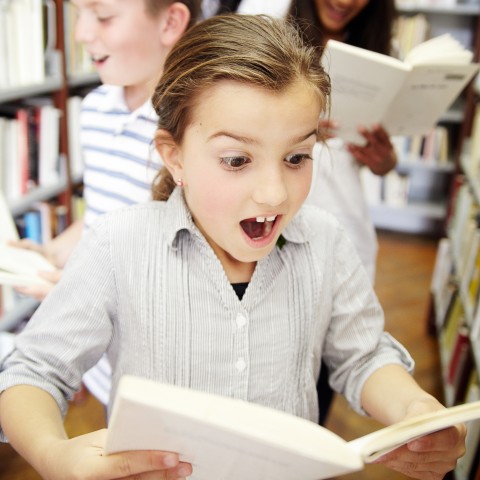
[105,375,480,480]
[324,34,479,144]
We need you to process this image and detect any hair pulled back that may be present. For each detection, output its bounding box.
[151,14,331,200]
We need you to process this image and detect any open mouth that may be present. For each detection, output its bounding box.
[91,54,109,65]
[240,215,277,241]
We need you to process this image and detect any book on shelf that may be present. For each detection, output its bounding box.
[456,370,480,480]
[394,13,431,61]
[324,33,479,144]
[105,375,480,480]
[446,326,473,405]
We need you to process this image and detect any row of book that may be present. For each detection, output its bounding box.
[361,160,451,209]
[392,125,451,166]
[0,0,49,89]
[396,0,477,7]
[431,205,480,479]
[0,0,95,90]
[394,13,431,61]
[0,100,63,202]
[464,103,480,187]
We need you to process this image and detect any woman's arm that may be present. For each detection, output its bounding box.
[361,364,466,480]
[0,385,192,480]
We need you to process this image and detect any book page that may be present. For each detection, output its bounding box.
[105,376,364,480]
[0,271,51,287]
[404,34,473,66]
[324,40,410,144]
[382,63,479,136]
[348,400,480,462]
[0,244,55,276]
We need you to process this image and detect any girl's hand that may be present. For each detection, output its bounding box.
[41,429,193,480]
[374,401,467,480]
[347,123,397,176]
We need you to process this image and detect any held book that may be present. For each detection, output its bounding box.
[0,244,56,287]
[324,33,480,144]
[105,375,480,480]
[0,190,55,287]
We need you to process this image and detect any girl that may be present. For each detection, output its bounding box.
[0,14,465,480]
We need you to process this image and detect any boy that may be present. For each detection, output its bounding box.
[14,0,200,405]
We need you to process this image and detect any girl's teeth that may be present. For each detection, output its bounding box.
[255,215,276,223]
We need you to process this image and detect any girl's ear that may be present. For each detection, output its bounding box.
[158,2,191,48]
[155,129,183,180]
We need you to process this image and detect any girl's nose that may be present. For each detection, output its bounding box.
[252,167,288,207]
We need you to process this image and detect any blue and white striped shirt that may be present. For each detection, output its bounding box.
[80,85,161,229]
[0,188,414,441]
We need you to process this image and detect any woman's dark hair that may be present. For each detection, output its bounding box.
[215,0,243,14]
[289,0,397,55]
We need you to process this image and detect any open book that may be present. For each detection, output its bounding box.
[0,191,55,287]
[105,375,480,480]
[324,33,480,144]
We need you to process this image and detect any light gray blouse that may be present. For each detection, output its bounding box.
[0,188,413,441]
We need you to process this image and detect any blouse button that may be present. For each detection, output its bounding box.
[236,313,247,328]
[235,358,246,372]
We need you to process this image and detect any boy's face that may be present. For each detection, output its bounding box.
[73,0,170,89]
[174,80,321,280]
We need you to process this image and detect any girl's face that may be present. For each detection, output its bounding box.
[72,0,170,93]
[167,80,321,282]
[314,0,370,37]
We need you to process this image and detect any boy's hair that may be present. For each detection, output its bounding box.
[151,14,331,201]
[289,0,397,55]
[145,0,201,28]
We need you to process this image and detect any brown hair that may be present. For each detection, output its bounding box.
[151,14,331,201]
[144,0,201,28]
[289,0,397,55]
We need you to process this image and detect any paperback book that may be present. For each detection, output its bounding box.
[105,375,480,480]
[324,33,479,144]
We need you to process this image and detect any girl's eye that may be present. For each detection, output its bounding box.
[221,156,250,170]
[97,16,113,23]
[285,153,311,168]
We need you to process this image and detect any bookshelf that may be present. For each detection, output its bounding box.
[0,0,98,335]
[429,75,480,480]
[367,1,480,235]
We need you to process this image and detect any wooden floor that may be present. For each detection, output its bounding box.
[0,229,442,480]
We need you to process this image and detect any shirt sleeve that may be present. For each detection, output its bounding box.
[322,224,415,415]
[0,216,117,440]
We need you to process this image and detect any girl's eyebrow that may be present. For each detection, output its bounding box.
[208,129,318,145]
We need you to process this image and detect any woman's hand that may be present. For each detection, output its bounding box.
[41,429,193,480]
[347,123,397,176]
[374,400,467,480]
